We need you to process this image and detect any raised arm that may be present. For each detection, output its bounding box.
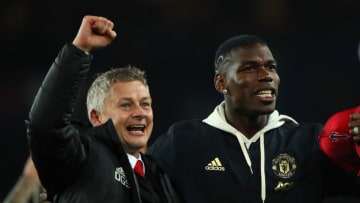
[26,15,116,195]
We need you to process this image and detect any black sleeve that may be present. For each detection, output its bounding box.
[25,43,93,193]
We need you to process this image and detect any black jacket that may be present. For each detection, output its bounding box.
[26,44,179,203]
[148,105,360,203]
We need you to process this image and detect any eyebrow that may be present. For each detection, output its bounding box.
[119,97,152,102]
[241,59,277,65]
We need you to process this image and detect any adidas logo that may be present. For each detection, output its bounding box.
[205,157,226,171]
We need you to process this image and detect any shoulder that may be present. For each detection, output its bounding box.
[162,119,218,142]
[169,118,204,127]
[270,121,323,145]
[281,121,323,134]
[147,119,206,153]
[167,119,210,133]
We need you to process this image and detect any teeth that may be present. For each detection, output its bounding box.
[127,124,145,131]
[130,124,144,128]
[257,90,272,97]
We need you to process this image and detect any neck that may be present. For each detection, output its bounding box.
[225,110,269,139]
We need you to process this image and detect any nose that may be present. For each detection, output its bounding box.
[132,105,150,118]
[257,67,273,82]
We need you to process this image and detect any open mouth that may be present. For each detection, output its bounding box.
[255,89,275,99]
[127,124,145,132]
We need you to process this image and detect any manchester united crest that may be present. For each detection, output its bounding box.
[272,153,296,178]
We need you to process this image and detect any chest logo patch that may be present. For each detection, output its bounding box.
[115,167,130,188]
[272,153,296,179]
[205,157,225,171]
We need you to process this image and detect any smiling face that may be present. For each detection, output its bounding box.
[86,66,152,157]
[91,81,153,156]
[216,43,280,117]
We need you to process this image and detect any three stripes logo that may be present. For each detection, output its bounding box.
[205,157,225,171]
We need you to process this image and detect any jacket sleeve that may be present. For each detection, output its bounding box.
[25,43,93,193]
[318,106,360,176]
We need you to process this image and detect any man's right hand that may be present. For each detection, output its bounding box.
[72,15,117,53]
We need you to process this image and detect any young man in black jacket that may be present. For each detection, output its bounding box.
[147,35,360,203]
[26,15,179,203]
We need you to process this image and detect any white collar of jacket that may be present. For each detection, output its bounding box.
[203,100,297,144]
[202,101,298,203]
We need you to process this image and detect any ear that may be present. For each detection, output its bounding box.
[89,109,103,126]
[214,73,227,94]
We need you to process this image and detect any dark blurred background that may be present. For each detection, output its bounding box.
[1,0,360,201]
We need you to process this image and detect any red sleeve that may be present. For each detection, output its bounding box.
[318,106,360,175]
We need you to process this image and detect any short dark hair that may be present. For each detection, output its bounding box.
[214,35,267,73]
